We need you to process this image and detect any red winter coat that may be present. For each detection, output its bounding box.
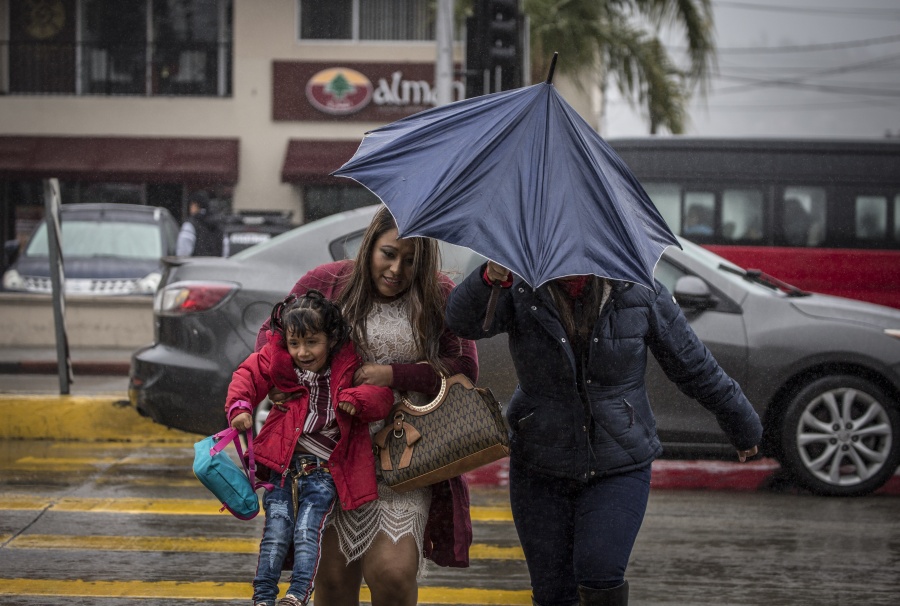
[225,339,394,511]
[254,259,479,568]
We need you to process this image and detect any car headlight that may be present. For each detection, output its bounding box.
[135,271,162,294]
[2,269,24,291]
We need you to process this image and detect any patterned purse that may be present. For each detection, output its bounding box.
[373,374,510,493]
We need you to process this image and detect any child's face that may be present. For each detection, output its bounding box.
[285,329,331,374]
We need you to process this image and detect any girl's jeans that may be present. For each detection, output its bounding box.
[253,455,336,605]
[509,458,651,606]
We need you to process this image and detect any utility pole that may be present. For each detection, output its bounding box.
[435,0,454,106]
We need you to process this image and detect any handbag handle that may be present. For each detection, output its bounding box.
[400,374,448,413]
[210,428,273,491]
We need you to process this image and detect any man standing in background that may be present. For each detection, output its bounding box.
[176,190,226,256]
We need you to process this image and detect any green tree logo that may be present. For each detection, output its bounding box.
[325,73,355,100]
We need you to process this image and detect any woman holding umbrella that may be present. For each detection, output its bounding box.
[445,261,762,606]
[254,206,477,605]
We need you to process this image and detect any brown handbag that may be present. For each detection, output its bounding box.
[372,374,510,493]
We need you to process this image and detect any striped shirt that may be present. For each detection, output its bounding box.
[294,366,340,460]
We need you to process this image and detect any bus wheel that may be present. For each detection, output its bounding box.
[780,375,900,496]
[253,397,273,436]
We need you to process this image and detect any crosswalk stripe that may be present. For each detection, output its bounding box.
[4,534,525,560]
[0,579,532,604]
[0,495,514,521]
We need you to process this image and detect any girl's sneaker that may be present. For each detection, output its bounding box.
[276,595,306,606]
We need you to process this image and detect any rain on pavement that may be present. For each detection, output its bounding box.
[0,374,898,605]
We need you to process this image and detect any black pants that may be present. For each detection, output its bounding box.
[509,459,651,606]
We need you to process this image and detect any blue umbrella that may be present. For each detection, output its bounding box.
[333,56,678,295]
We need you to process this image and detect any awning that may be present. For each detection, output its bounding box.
[0,136,239,183]
[281,139,361,184]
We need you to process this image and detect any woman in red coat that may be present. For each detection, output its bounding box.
[256,206,478,605]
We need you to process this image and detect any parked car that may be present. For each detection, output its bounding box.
[129,205,900,496]
[217,210,294,256]
[2,203,179,295]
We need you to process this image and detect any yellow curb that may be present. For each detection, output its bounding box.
[0,395,195,443]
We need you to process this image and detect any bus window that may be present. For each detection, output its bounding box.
[642,183,681,234]
[722,189,764,242]
[781,187,826,246]
[683,192,715,238]
[855,196,887,240]
[895,195,900,241]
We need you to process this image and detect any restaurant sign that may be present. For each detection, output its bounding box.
[273,61,464,122]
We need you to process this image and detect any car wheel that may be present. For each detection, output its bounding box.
[780,375,900,496]
[253,397,273,436]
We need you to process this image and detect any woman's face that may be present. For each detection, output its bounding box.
[369,228,416,299]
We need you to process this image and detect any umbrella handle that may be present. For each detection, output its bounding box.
[482,281,502,332]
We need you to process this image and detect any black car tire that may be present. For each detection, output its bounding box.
[780,375,900,497]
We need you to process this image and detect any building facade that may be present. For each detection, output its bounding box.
[0,0,594,250]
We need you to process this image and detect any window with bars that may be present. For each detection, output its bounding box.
[4,0,232,96]
[298,0,436,41]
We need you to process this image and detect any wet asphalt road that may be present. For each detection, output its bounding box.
[1,372,899,605]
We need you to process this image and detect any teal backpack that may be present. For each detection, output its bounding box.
[193,428,272,520]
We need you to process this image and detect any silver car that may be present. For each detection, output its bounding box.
[130,205,900,496]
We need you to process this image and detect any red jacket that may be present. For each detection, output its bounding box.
[225,339,394,511]
[254,260,478,568]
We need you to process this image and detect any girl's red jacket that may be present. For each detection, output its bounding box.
[225,339,394,511]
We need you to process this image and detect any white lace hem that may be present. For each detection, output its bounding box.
[331,481,432,578]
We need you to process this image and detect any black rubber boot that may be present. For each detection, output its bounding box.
[578,581,629,606]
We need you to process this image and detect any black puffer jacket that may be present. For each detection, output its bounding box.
[446,265,762,481]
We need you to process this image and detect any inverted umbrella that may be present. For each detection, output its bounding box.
[333,55,679,323]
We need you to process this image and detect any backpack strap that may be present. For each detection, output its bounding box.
[210,428,274,492]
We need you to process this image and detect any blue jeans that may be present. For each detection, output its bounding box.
[509,459,651,606]
[253,454,336,605]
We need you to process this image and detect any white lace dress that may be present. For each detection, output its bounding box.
[330,296,432,575]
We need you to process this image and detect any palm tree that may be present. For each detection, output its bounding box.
[523,0,715,134]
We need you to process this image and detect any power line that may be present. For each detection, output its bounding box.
[715,75,900,97]
[714,1,900,19]
[712,52,900,95]
[699,33,900,55]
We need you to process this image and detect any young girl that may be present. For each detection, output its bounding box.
[225,290,394,606]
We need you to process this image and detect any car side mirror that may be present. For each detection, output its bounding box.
[673,275,715,311]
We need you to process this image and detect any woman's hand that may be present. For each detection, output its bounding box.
[737,445,758,463]
[486,261,511,283]
[231,412,252,431]
[353,363,393,387]
[338,401,358,416]
[268,387,290,403]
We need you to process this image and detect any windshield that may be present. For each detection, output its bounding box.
[677,237,807,297]
[26,221,162,260]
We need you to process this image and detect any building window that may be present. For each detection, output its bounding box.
[5,0,232,96]
[298,0,435,41]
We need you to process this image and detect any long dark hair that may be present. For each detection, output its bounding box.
[338,206,448,375]
[545,277,605,340]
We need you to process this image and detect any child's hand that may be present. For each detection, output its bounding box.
[338,401,358,416]
[231,412,252,431]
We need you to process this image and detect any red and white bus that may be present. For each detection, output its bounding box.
[610,137,900,309]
